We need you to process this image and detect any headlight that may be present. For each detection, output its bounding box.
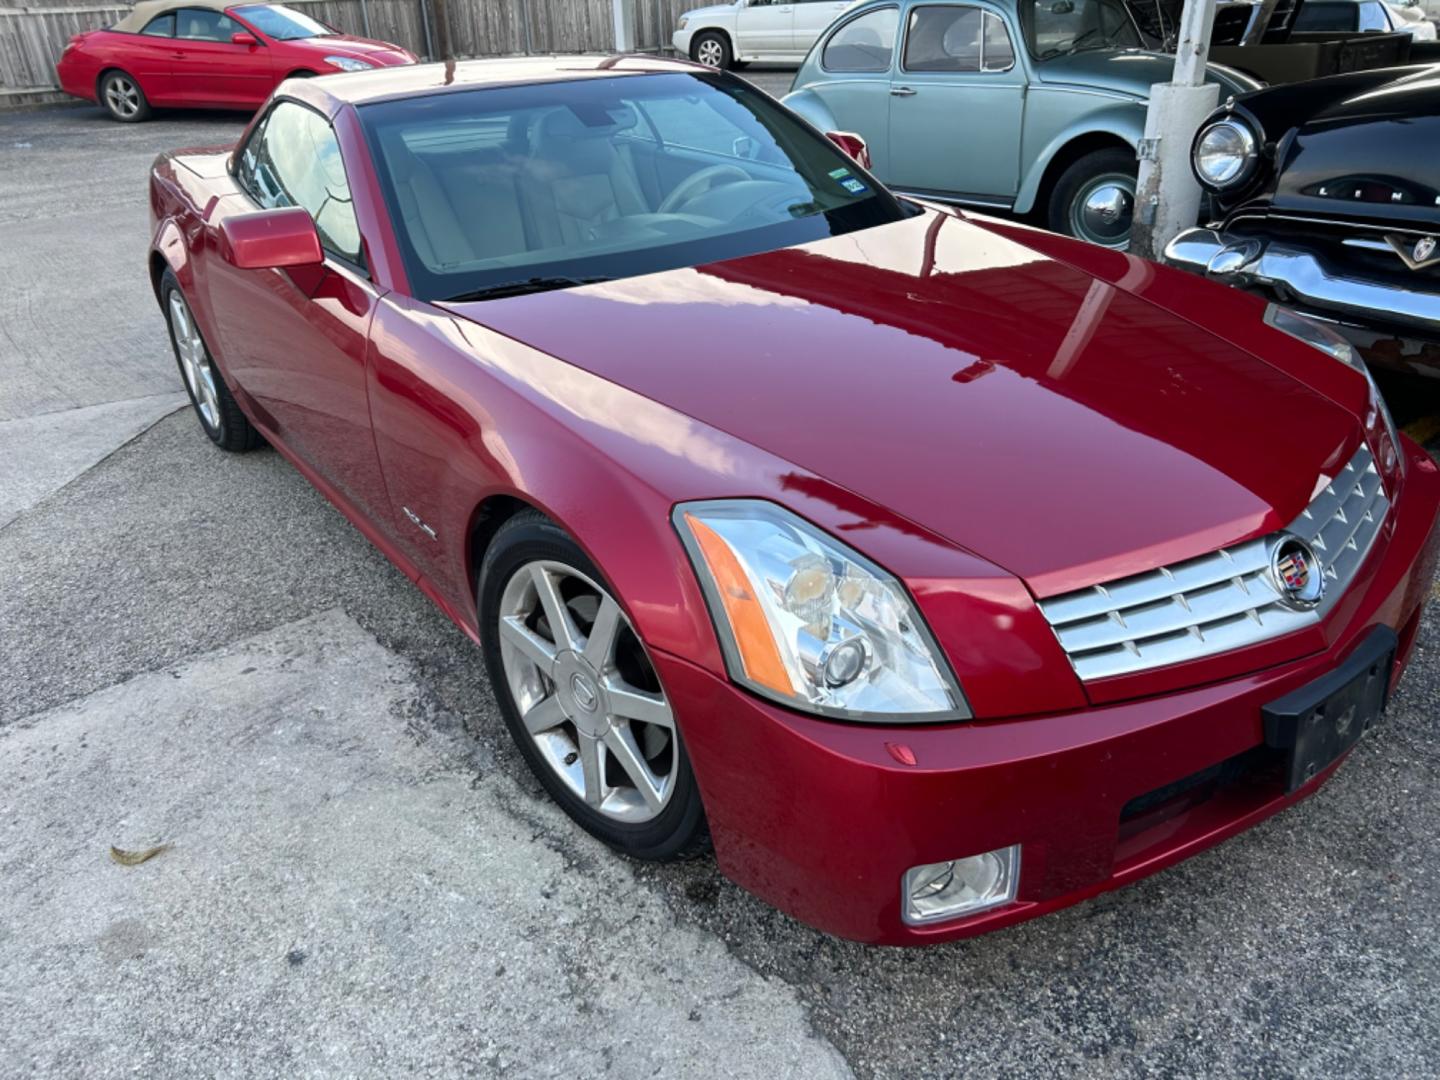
[674,500,968,721]
[677,15,689,29]
[324,56,374,72]
[1194,118,1258,190]
[1264,304,1404,478]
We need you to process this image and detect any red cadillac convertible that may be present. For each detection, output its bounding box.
[58,0,413,122]
[148,57,1440,944]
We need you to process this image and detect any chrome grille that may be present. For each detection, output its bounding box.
[1039,445,1388,681]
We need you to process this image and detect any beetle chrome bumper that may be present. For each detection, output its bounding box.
[1164,227,1440,335]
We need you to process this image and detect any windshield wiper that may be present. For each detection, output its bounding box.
[441,275,612,303]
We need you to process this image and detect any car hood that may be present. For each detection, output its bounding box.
[444,210,1360,596]
[1033,49,1256,97]
[285,34,414,64]
[1269,68,1440,231]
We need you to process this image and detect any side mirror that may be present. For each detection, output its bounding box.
[826,130,871,170]
[231,31,259,46]
[219,207,323,270]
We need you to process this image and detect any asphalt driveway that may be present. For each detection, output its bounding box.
[2,92,1439,1080]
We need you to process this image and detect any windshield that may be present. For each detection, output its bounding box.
[358,73,910,302]
[232,4,333,39]
[1020,0,1141,59]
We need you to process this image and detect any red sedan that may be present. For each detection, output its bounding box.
[57,0,414,122]
[148,57,1440,944]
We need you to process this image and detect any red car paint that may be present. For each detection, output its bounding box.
[148,58,1440,944]
[56,9,413,113]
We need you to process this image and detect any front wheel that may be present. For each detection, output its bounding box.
[100,69,150,122]
[1047,148,1138,250]
[479,511,709,861]
[691,30,732,69]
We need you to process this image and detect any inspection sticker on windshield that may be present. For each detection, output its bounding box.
[829,167,868,195]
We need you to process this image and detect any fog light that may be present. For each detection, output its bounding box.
[902,845,1020,925]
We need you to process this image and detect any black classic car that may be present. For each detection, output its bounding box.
[1164,64,1440,375]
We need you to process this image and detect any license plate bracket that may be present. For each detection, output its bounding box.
[1263,626,1397,794]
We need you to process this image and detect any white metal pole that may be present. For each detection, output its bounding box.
[1130,0,1220,261]
[612,0,639,52]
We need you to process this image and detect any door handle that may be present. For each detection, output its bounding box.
[890,85,917,96]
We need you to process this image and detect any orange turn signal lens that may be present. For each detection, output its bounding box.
[683,512,794,697]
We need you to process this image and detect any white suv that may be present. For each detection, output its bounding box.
[672,0,857,69]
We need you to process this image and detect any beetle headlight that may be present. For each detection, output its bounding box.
[1264,304,1404,479]
[674,500,968,721]
[1194,118,1258,190]
[324,56,374,72]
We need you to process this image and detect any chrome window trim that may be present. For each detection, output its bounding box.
[1039,444,1389,681]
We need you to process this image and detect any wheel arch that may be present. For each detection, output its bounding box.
[150,220,191,306]
[465,493,542,605]
[690,25,733,60]
[1015,120,1139,216]
[95,64,144,103]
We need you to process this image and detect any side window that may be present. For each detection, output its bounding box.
[175,8,241,41]
[821,7,900,71]
[141,13,175,36]
[982,12,1014,70]
[904,6,982,71]
[1357,1,1389,30]
[238,102,364,265]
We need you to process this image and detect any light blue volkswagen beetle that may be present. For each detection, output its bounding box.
[782,0,1260,247]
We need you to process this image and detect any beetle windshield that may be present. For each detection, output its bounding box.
[358,73,910,302]
[232,4,333,39]
[1021,0,1141,59]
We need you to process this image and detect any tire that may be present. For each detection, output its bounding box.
[691,30,733,69]
[479,510,710,861]
[1047,147,1138,250]
[160,270,261,452]
[99,69,151,123]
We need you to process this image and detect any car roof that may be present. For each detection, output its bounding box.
[284,54,717,114]
[112,0,237,33]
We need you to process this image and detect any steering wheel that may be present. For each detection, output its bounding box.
[658,165,751,214]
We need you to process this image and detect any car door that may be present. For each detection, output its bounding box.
[207,100,393,528]
[737,0,797,55]
[802,5,901,175]
[792,0,857,55]
[887,3,1025,200]
[169,6,273,106]
[119,12,183,103]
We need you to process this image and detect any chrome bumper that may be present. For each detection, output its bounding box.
[1163,227,1440,335]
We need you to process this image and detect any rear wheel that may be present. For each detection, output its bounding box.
[161,270,261,452]
[100,69,150,122]
[691,30,732,69]
[479,511,709,861]
[1047,148,1138,250]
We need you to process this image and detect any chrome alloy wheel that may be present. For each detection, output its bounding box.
[104,75,141,118]
[167,290,220,430]
[695,37,725,67]
[497,560,678,823]
[1069,172,1136,250]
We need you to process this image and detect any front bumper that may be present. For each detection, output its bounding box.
[1164,227,1440,365]
[660,440,1440,945]
[672,28,695,56]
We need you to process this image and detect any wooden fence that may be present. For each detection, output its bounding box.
[1,0,697,101]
